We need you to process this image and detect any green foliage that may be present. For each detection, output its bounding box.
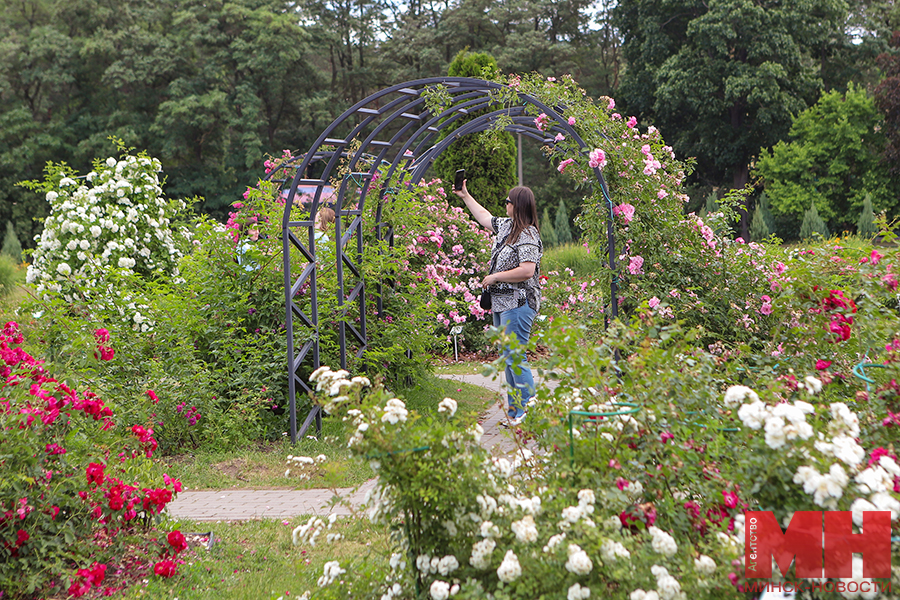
[857,193,877,238]
[755,83,899,235]
[433,50,516,215]
[757,191,776,234]
[2,221,22,262]
[799,200,830,239]
[540,208,558,247]
[554,199,573,245]
[749,201,771,242]
[702,191,718,216]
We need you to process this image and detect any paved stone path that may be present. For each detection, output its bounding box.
[166,369,557,522]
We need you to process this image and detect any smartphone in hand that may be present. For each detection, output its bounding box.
[454,169,466,191]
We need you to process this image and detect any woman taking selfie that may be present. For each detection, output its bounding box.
[454,179,543,425]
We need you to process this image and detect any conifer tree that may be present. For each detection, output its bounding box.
[750,203,771,242]
[541,209,558,247]
[758,192,776,235]
[1,222,22,263]
[857,194,876,238]
[800,201,830,239]
[555,199,572,245]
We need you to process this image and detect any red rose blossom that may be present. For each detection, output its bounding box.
[168,530,188,554]
[154,559,178,578]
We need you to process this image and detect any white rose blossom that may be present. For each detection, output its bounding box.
[694,554,716,575]
[496,550,522,582]
[438,397,458,416]
[511,515,538,543]
[565,544,593,575]
[430,580,450,600]
[723,385,758,408]
[567,583,591,600]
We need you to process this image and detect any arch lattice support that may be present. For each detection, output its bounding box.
[271,77,619,443]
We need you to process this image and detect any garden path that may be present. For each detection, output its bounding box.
[165,371,559,522]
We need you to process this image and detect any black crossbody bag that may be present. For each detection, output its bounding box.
[480,230,511,311]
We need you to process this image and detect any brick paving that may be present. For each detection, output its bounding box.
[165,370,557,522]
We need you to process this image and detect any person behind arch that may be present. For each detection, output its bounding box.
[313,207,335,252]
[454,181,543,425]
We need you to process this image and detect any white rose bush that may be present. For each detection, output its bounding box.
[305,279,899,600]
[22,144,191,303]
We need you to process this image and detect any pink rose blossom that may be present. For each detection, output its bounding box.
[567,116,576,125]
[612,203,635,223]
[557,158,575,173]
[607,98,615,110]
[626,116,637,128]
[554,133,565,142]
[588,148,607,169]
[627,255,644,275]
[648,296,660,308]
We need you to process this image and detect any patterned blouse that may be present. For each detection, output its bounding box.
[488,216,543,314]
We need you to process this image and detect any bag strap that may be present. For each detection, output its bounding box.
[488,229,511,275]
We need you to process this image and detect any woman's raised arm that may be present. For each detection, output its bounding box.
[453,180,494,231]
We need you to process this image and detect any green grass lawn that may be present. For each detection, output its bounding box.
[166,375,496,491]
[95,517,392,600]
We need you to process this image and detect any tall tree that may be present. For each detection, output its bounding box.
[875,31,900,177]
[614,0,847,240]
[755,83,897,234]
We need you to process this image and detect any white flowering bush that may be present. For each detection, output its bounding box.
[22,144,191,301]
[303,301,899,599]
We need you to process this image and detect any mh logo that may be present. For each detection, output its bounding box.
[744,511,892,579]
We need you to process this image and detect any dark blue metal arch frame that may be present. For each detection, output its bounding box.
[275,77,619,443]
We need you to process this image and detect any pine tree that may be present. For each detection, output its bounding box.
[555,199,572,245]
[857,194,876,238]
[800,201,830,240]
[433,50,516,215]
[758,192,776,235]
[540,209,558,247]
[700,191,719,218]
[1,222,22,263]
[749,203,771,242]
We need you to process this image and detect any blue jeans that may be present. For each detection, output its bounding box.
[493,304,536,418]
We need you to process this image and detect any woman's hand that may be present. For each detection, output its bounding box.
[452,179,471,201]
[455,180,494,230]
[483,263,536,287]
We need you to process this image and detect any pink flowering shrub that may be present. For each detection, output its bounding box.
[396,179,492,345]
[0,321,181,596]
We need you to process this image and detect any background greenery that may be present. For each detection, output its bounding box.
[3,0,898,250]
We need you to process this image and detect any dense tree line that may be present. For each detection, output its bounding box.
[1,0,898,249]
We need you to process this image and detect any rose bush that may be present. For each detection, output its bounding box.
[20,140,192,307]
[302,292,898,599]
[0,322,182,597]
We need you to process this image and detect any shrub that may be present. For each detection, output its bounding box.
[19,143,192,303]
[0,322,181,597]
[749,202,770,241]
[800,200,830,239]
[306,309,900,599]
[434,50,516,216]
[0,255,18,298]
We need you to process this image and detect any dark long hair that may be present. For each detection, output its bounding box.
[506,186,539,245]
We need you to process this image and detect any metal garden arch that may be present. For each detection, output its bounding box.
[272,77,619,443]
